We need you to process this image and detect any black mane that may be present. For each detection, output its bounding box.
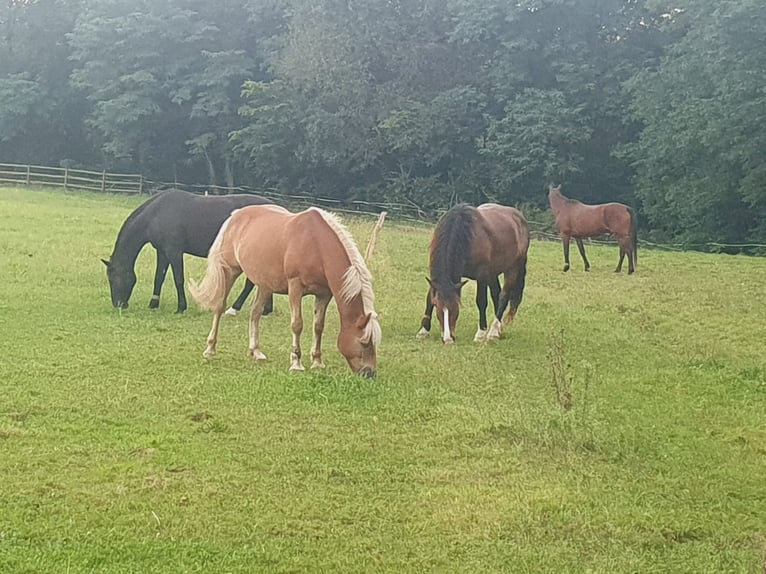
[429,204,477,302]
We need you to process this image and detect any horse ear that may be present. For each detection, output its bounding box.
[101,258,111,268]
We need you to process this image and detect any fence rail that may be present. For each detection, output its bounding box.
[2,161,764,254]
[0,163,143,194]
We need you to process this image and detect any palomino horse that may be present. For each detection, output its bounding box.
[103,190,274,314]
[548,185,637,274]
[416,203,530,344]
[189,205,381,377]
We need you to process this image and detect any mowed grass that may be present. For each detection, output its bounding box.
[0,187,765,573]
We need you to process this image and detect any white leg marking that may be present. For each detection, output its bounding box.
[416,326,430,339]
[474,328,488,342]
[442,308,451,343]
[487,318,503,340]
[224,307,238,316]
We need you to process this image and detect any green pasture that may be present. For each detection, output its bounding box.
[0,187,764,573]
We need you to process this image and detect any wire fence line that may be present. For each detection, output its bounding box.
[2,161,764,255]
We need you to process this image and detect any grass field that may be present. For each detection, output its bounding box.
[1,187,765,573]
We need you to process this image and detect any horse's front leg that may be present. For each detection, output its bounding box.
[150,250,170,309]
[168,252,187,313]
[562,235,571,272]
[287,279,305,371]
[248,287,273,362]
[416,289,434,339]
[474,281,489,342]
[575,238,590,271]
[310,292,332,369]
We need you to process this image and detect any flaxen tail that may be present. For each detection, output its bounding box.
[628,207,638,268]
[189,218,234,311]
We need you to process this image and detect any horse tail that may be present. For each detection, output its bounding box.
[628,207,638,267]
[189,218,234,311]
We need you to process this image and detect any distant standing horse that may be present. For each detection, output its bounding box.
[548,185,637,274]
[416,203,530,344]
[103,190,274,314]
[189,205,381,377]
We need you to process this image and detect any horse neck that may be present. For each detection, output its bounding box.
[548,189,567,215]
[111,216,149,269]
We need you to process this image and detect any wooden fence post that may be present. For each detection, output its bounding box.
[365,211,387,261]
[63,168,69,190]
[101,170,106,193]
[25,165,31,185]
[139,176,144,194]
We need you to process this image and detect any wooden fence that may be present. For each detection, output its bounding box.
[0,163,143,194]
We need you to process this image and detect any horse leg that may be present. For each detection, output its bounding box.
[287,279,305,371]
[226,279,254,316]
[248,287,272,362]
[623,237,635,274]
[416,289,434,339]
[474,281,489,342]
[575,238,590,271]
[562,235,571,272]
[616,245,625,273]
[310,293,332,369]
[167,252,187,313]
[201,268,239,358]
[149,250,170,309]
[228,280,274,317]
[504,259,527,325]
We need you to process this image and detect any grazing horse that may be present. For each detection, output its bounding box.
[189,205,381,377]
[548,185,637,274]
[103,190,274,314]
[416,203,530,344]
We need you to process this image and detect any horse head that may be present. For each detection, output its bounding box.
[427,277,467,344]
[102,258,136,309]
[338,312,380,377]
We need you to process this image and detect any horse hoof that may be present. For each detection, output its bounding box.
[442,338,455,345]
[563,265,570,272]
[584,268,590,272]
[416,327,430,339]
[224,307,238,316]
[474,329,487,343]
[311,361,326,370]
[148,301,159,310]
[289,364,306,372]
[203,349,216,359]
[251,350,267,362]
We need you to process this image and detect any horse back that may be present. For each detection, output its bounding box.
[143,190,273,256]
[471,204,530,276]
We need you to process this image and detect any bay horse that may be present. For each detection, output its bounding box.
[189,205,381,377]
[103,190,274,314]
[548,185,637,274]
[416,203,530,344]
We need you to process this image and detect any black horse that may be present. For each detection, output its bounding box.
[103,190,275,314]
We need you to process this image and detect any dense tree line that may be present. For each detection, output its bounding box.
[1,0,764,245]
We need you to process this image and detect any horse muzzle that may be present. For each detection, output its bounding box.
[357,366,376,379]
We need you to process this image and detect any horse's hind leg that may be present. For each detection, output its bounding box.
[228,280,274,317]
[490,261,527,338]
[562,235,571,272]
[575,238,590,271]
[616,237,633,273]
[416,288,434,339]
[167,252,188,313]
[310,293,332,369]
[202,268,240,358]
[150,250,170,309]
[287,279,306,371]
[248,287,273,362]
[474,281,489,342]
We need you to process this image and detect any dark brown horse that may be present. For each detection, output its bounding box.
[416,203,530,344]
[548,185,637,274]
[190,205,381,377]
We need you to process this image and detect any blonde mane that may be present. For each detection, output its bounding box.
[311,208,382,345]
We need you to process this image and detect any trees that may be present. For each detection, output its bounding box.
[626,0,766,244]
